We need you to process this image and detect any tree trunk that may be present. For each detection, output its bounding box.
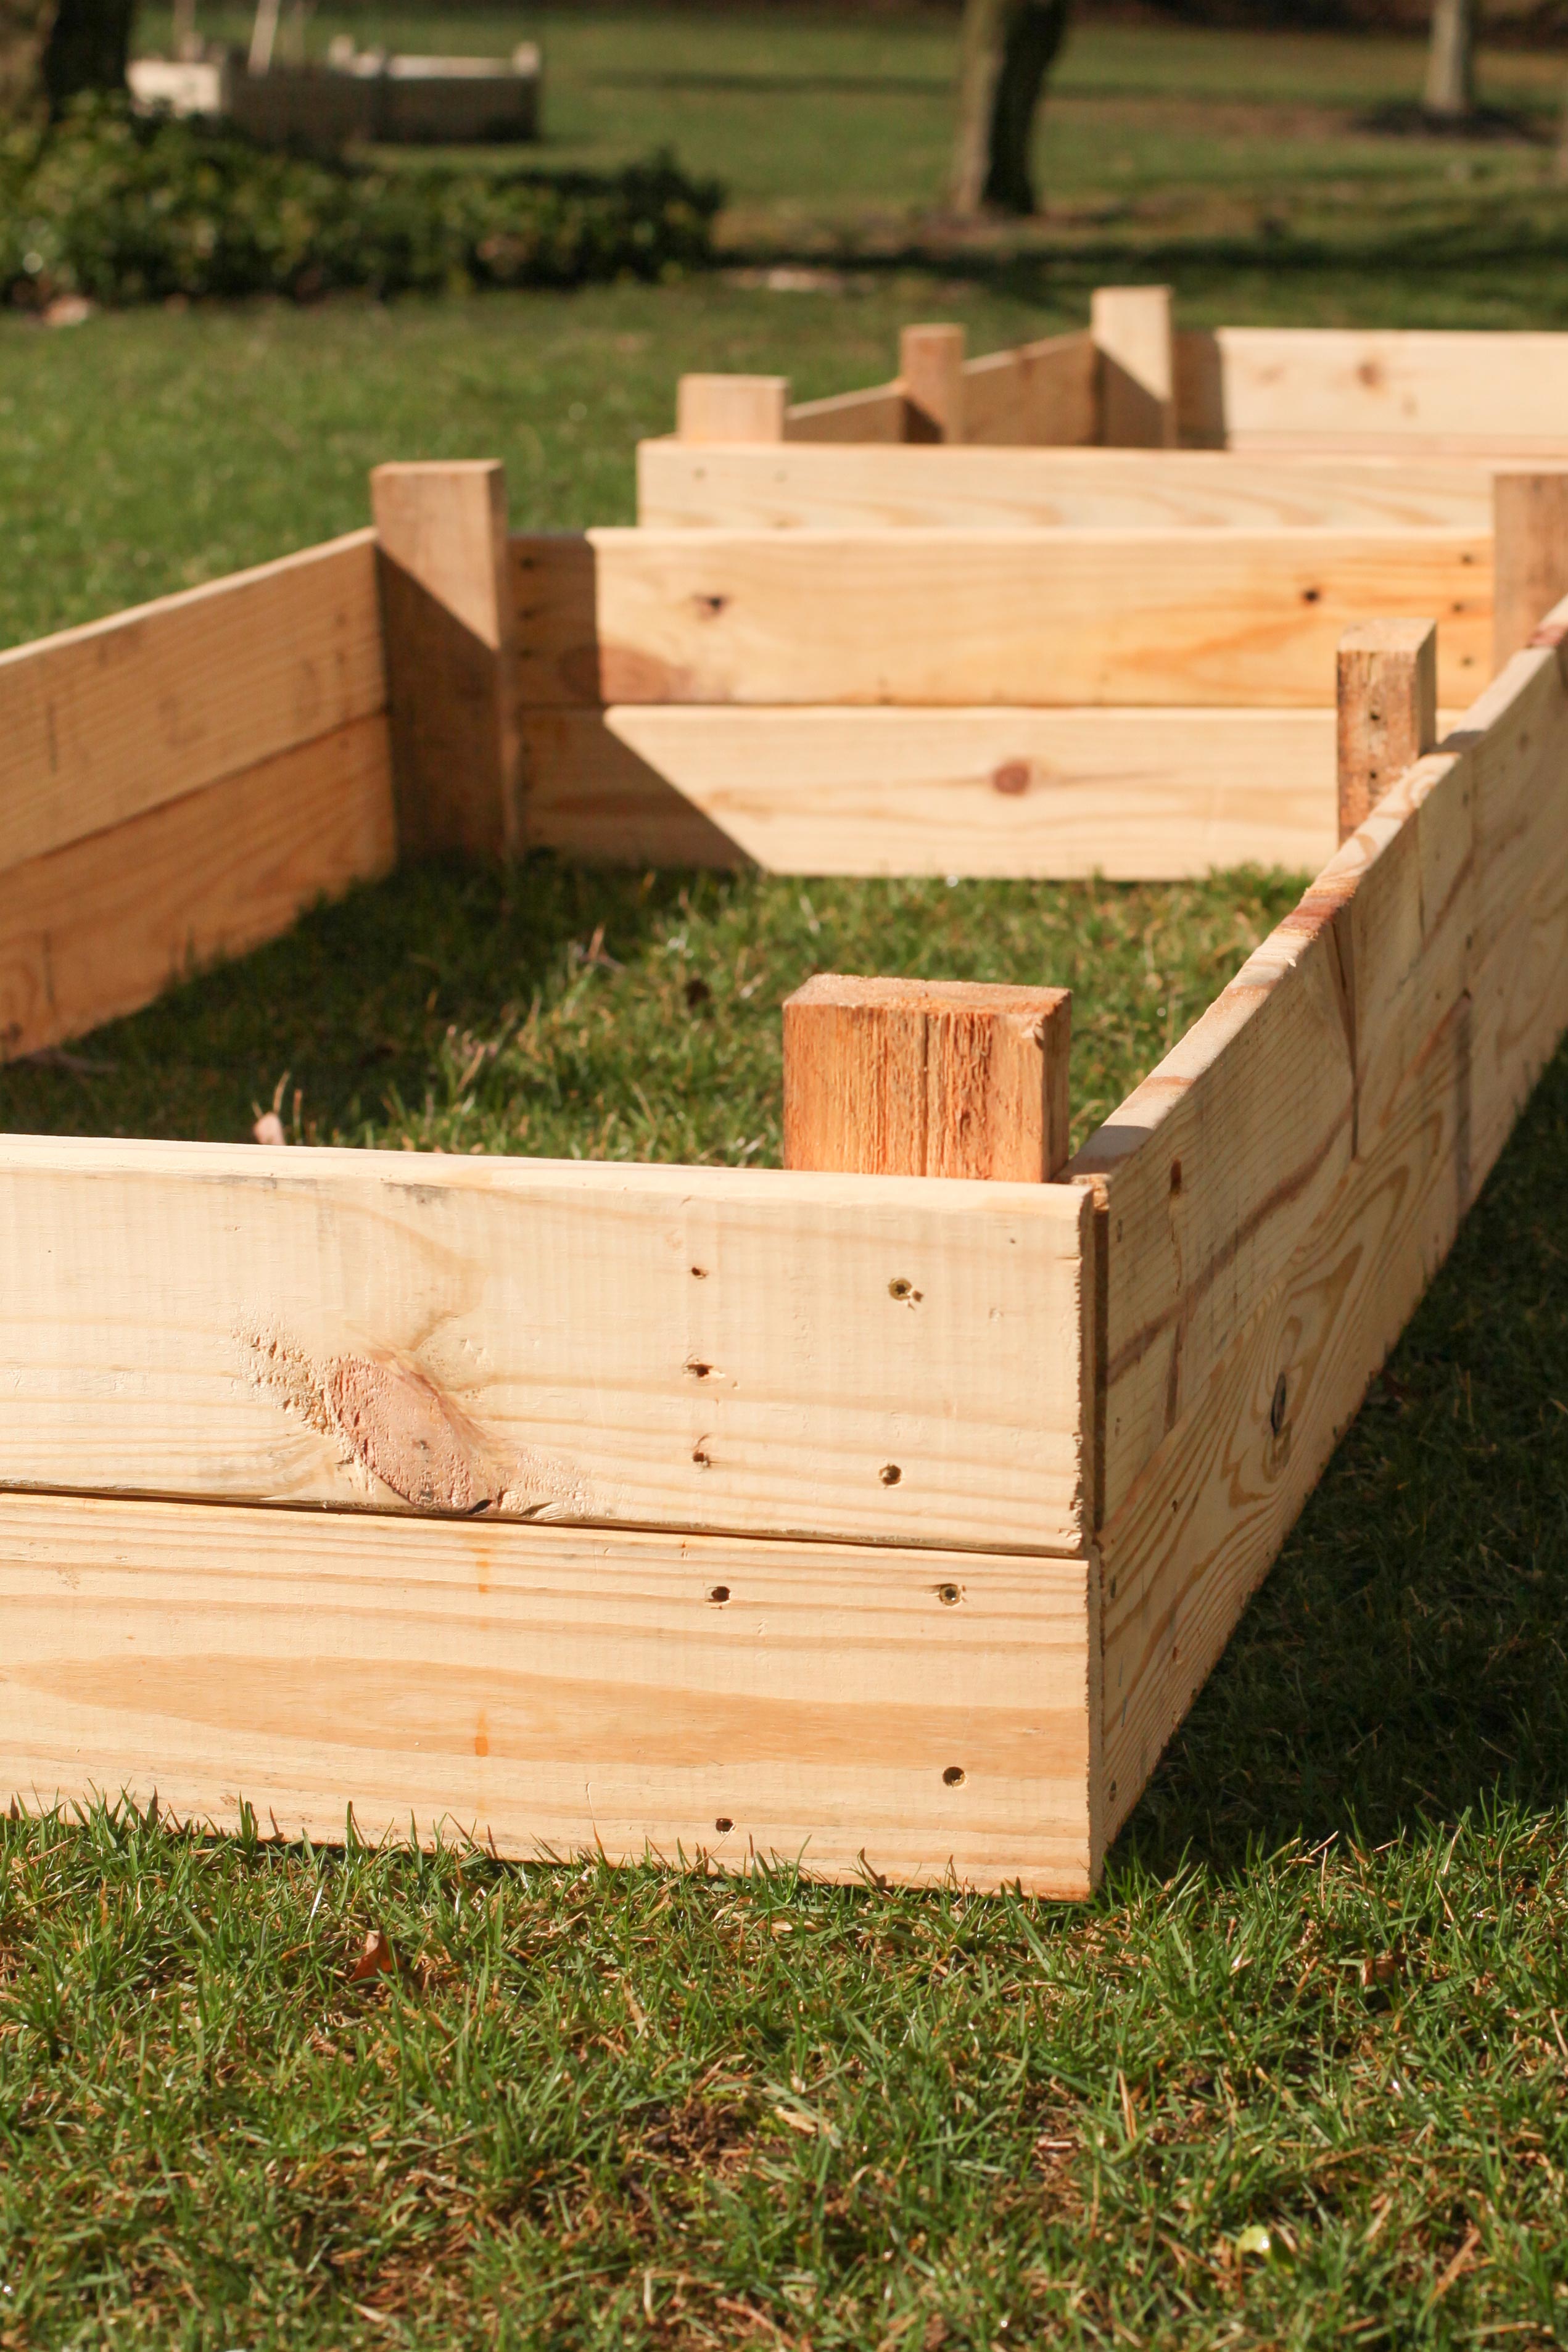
[1424,0,1475,120]
[0,0,57,120]
[952,0,1070,220]
[44,0,134,107]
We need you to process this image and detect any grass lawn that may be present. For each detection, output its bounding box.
[5,9,1568,2345]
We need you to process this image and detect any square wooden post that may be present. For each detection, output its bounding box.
[782,975,1071,1181]
[1493,471,1568,671]
[1091,284,1176,448]
[371,460,524,860]
[899,324,967,444]
[1336,618,1438,841]
[676,376,790,443]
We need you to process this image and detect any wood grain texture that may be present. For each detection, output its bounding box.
[510,529,1492,711]
[1092,286,1176,449]
[1195,328,1568,453]
[0,1492,1095,1896]
[0,715,395,1063]
[1336,617,1437,841]
[0,1137,1093,1556]
[1492,471,1568,670]
[372,461,524,859]
[519,705,1342,878]
[900,324,965,444]
[0,532,385,878]
[676,374,789,444]
[960,331,1098,448]
[783,384,909,444]
[635,442,1500,533]
[783,974,1071,1181]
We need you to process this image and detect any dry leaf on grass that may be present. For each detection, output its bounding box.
[349,1929,396,1983]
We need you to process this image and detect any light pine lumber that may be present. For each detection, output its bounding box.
[0,716,395,1064]
[676,374,790,444]
[899,324,966,444]
[960,331,1098,448]
[783,382,909,444]
[1195,327,1568,453]
[1492,471,1568,669]
[635,442,1500,532]
[520,705,1342,878]
[0,1137,1094,1557]
[510,528,1492,711]
[0,1492,1096,1897]
[0,532,385,878]
[372,461,524,859]
[782,975,1071,1181]
[1336,618,1437,841]
[1092,286,1176,449]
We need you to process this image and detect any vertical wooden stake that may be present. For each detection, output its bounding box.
[1091,284,1176,448]
[782,975,1071,1181]
[1492,471,1568,671]
[1336,619,1438,841]
[899,324,967,444]
[676,376,790,443]
[372,461,524,860]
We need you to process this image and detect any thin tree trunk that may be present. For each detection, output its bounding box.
[1424,0,1476,120]
[0,0,57,120]
[952,0,1070,220]
[42,0,134,108]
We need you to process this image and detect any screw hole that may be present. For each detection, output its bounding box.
[708,1585,730,1605]
[714,1817,733,1834]
[1169,1158,1182,1196]
[936,1583,960,1607]
[879,1463,902,1486]
[943,1765,965,1788]
[1269,1373,1289,1435]
[690,1265,708,1279]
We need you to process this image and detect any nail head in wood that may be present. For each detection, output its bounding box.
[782,973,1071,1181]
[676,374,790,444]
[899,324,966,445]
[1335,617,1437,842]
[1492,470,1568,672]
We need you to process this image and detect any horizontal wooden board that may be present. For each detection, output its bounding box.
[785,384,908,444]
[1194,327,1568,455]
[0,532,387,876]
[0,714,395,1063]
[524,704,1341,878]
[637,442,1500,534]
[0,1139,1092,1556]
[511,529,1490,711]
[0,1492,1094,1897]
[962,331,1098,448]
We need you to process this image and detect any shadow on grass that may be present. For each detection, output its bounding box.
[1122,1037,1568,1880]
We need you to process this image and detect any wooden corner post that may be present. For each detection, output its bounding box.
[1091,284,1176,448]
[782,975,1071,1180]
[1493,471,1568,671]
[676,376,790,443]
[372,460,524,860]
[899,324,966,444]
[1336,618,1438,841]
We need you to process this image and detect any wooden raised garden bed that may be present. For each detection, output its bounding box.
[3,457,1567,1896]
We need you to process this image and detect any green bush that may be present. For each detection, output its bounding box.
[0,98,724,305]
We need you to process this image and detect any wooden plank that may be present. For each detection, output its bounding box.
[900,324,965,444]
[1070,897,1356,1524]
[511,528,1492,711]
[783,383,909,444]
[521,704,1342,879]
[961,331,1098,449]
[1336,617,1437,841]
[676,374,788,444]
[0,532,385,879]
[1492,471,1568,669]
[1203,328,1568,454]
[0,715,395,1064]
[372,461,523,860]
[782,975,1071,1181]
[0,1137,1094,1558]
[636,442,1500,533]
[0,1492,1095,1898]
[1092,286,1176,449]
